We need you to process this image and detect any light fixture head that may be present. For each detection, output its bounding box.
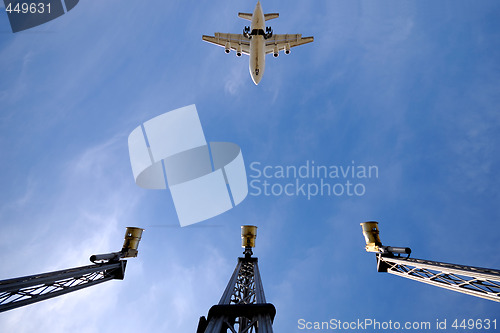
[121,227,144,258]
[241,225,257,248]
[360,221,382,253]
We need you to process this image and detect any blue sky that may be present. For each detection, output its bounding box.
[1,0,499,332]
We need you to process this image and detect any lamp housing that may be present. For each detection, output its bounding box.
[241,225,257,248]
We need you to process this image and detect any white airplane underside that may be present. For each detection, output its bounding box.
[202,1,314,85]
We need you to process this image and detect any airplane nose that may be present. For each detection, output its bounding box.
[251,67,263,85]
[251,72,262,85]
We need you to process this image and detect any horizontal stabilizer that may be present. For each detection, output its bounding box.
[238,12,253,21]
[264,13,279,21]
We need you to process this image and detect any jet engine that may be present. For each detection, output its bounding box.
[243,26,251,38]
[273,45,279,57]
[265,26,273,39]
[285,43,291,55]
[236,44,242,57]
[225,42,231,54]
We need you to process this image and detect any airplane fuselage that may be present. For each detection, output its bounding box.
[249,2,266,85]
[202,1,314,85]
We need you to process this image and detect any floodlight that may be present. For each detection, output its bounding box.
[360,221,382,252]
[360,221,411,255]
[90,227,144,263]
[241,225,257,248]
[121,227,144,258]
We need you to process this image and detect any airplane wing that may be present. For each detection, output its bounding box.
[202,33,251,55]
[264,34,314,54]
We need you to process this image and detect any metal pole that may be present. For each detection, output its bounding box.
[377,255,500,302]
[0,261,126,313]
[199,226,275,333]
[0,226,143,313]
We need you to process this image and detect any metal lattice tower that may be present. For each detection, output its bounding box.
[197,226,276,333]
[0,227,144,313]
[0,261,126,313]
[361,221,500,302]
[376,255,500,302]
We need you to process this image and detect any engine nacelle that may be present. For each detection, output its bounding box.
[285,43,291,55]
[265,26,273,39]
[243,26,251,38]
[236,44,242,57]
[273,45,279,57]
[225,42,231,54]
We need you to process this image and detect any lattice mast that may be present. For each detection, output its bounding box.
[361,221,500,302]
[0,227,144,313]
[197,225,276,333]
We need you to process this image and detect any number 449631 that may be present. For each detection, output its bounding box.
[452,319,497,330]
[6,2,51,14]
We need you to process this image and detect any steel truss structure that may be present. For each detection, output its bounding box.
[198,256,275,333]
[377,254,500,302]
[0,261,126,313]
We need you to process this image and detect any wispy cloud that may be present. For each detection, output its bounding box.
[0,132,144,331]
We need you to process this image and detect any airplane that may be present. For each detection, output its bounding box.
[202,1,314,85]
